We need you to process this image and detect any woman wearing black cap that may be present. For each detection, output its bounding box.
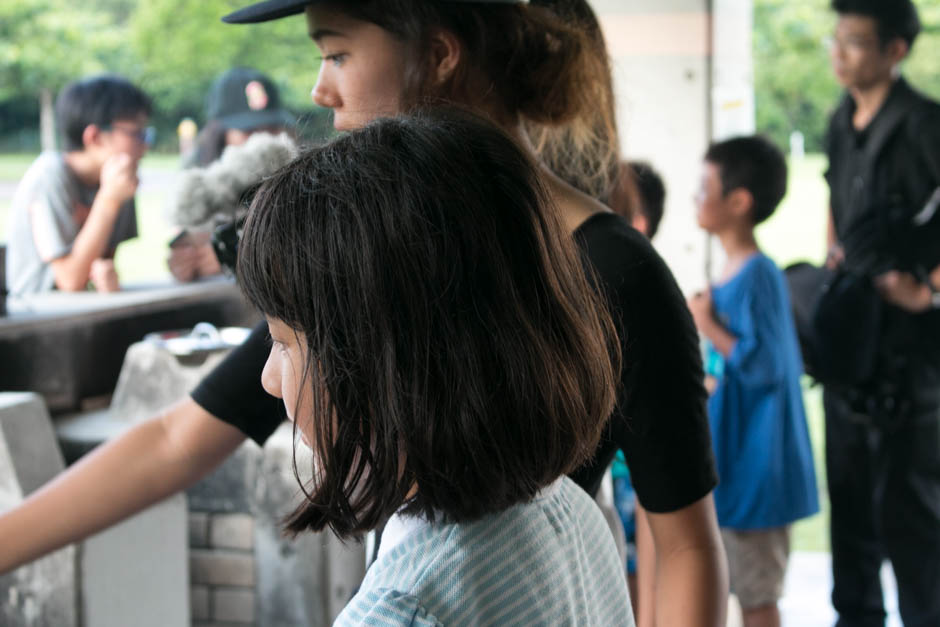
[168,67,297,282]
[0,2,726,624]
[186,66,295,168]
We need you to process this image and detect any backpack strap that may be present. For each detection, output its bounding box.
[860,81,916,175]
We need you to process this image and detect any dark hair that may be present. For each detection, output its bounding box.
[56,75,152,152]
[190,120,229,167]
[324,0,603,128]
[704,135,788,225]
[524,0,620,202]
[831,0,921,49]
[237,110,619,538]
[627,161,666,239]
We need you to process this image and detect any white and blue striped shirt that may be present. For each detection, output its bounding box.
[335,477,634,626]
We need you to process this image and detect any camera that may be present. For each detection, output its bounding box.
[211,217,246,275]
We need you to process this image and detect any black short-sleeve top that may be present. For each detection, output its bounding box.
[192,211,717,513]
[569,212,716,511]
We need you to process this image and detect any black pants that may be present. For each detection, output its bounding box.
[825,387,940,627]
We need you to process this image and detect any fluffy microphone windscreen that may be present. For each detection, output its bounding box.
[170,131,299,228]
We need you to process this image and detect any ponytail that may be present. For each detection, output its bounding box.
[525,0,621,202]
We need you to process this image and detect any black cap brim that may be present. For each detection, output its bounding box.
[222,0,311,24]
[223,0,529,24]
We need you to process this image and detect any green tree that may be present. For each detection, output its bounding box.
[754,0,940,153]
[129,1,320,132]
[1,1,324,151]
[906,3,940,101]
[753,0,840,152]
[0,0,125,149]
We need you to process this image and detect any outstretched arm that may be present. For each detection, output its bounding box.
[646,493,728,627]
[633,500,656,627]
[0,398,245,574]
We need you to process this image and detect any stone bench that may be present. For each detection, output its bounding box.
[0,392,188,627]
[51,336,366,626]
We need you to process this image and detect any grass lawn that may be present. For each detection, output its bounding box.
[1,150,834,551]
[0,153,40,181]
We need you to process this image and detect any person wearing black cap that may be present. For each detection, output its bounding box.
[169,67,296,282]
[0,3,726,624]
[186,67,295,168]
[822,1,940,624]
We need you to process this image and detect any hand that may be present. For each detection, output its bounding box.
[167,245,199,282]
[931,264,940,292]
[90,258,120,293]
[874,271,931,313]
[98,153,139,207]
[825,244,845,270]
[195,243,222,278]
[687,290,714,331]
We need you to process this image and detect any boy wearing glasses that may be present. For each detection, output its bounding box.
[824,1,940,625]
[5,74,152,295]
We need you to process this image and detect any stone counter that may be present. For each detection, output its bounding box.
[0,278,258,413]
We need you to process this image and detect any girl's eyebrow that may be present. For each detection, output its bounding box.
[310,28,347,43]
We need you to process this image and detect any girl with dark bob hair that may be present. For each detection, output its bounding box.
[1,2,726,624]
[236,110,629,622]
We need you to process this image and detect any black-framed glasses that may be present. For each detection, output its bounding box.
[107,124,156,146]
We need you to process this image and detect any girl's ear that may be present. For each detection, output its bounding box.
[428,28,461,85]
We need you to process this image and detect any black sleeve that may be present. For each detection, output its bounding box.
[191,320,284,446]
[912,101,940,362]
[569,214,717,512]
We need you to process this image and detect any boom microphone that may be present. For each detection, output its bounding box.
[170,131,299,228]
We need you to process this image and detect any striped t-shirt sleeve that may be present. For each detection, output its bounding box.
[334,588,443,626]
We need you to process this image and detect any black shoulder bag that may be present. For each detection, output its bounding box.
[786,91,919,388]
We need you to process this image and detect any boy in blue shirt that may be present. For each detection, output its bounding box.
[687,136,818,627]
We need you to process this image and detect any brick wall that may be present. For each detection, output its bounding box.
[190,513,257,626]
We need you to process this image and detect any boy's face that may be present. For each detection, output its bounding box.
[92,113,150,167]
[695,162,735,233]
[829,14,906,90]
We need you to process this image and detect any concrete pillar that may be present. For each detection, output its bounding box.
[593,0,754,290]
[0,392,76,627]
[101,339,365,626]
[0,392,189,627]
[81,494,189,627]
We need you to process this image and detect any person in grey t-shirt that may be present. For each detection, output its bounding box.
[5,75,152,296]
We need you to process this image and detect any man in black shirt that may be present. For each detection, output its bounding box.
[824,2,940,625]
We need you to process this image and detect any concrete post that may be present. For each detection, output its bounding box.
[0,392,76,627]
[0,392,189,627]
[592,0,754,290]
